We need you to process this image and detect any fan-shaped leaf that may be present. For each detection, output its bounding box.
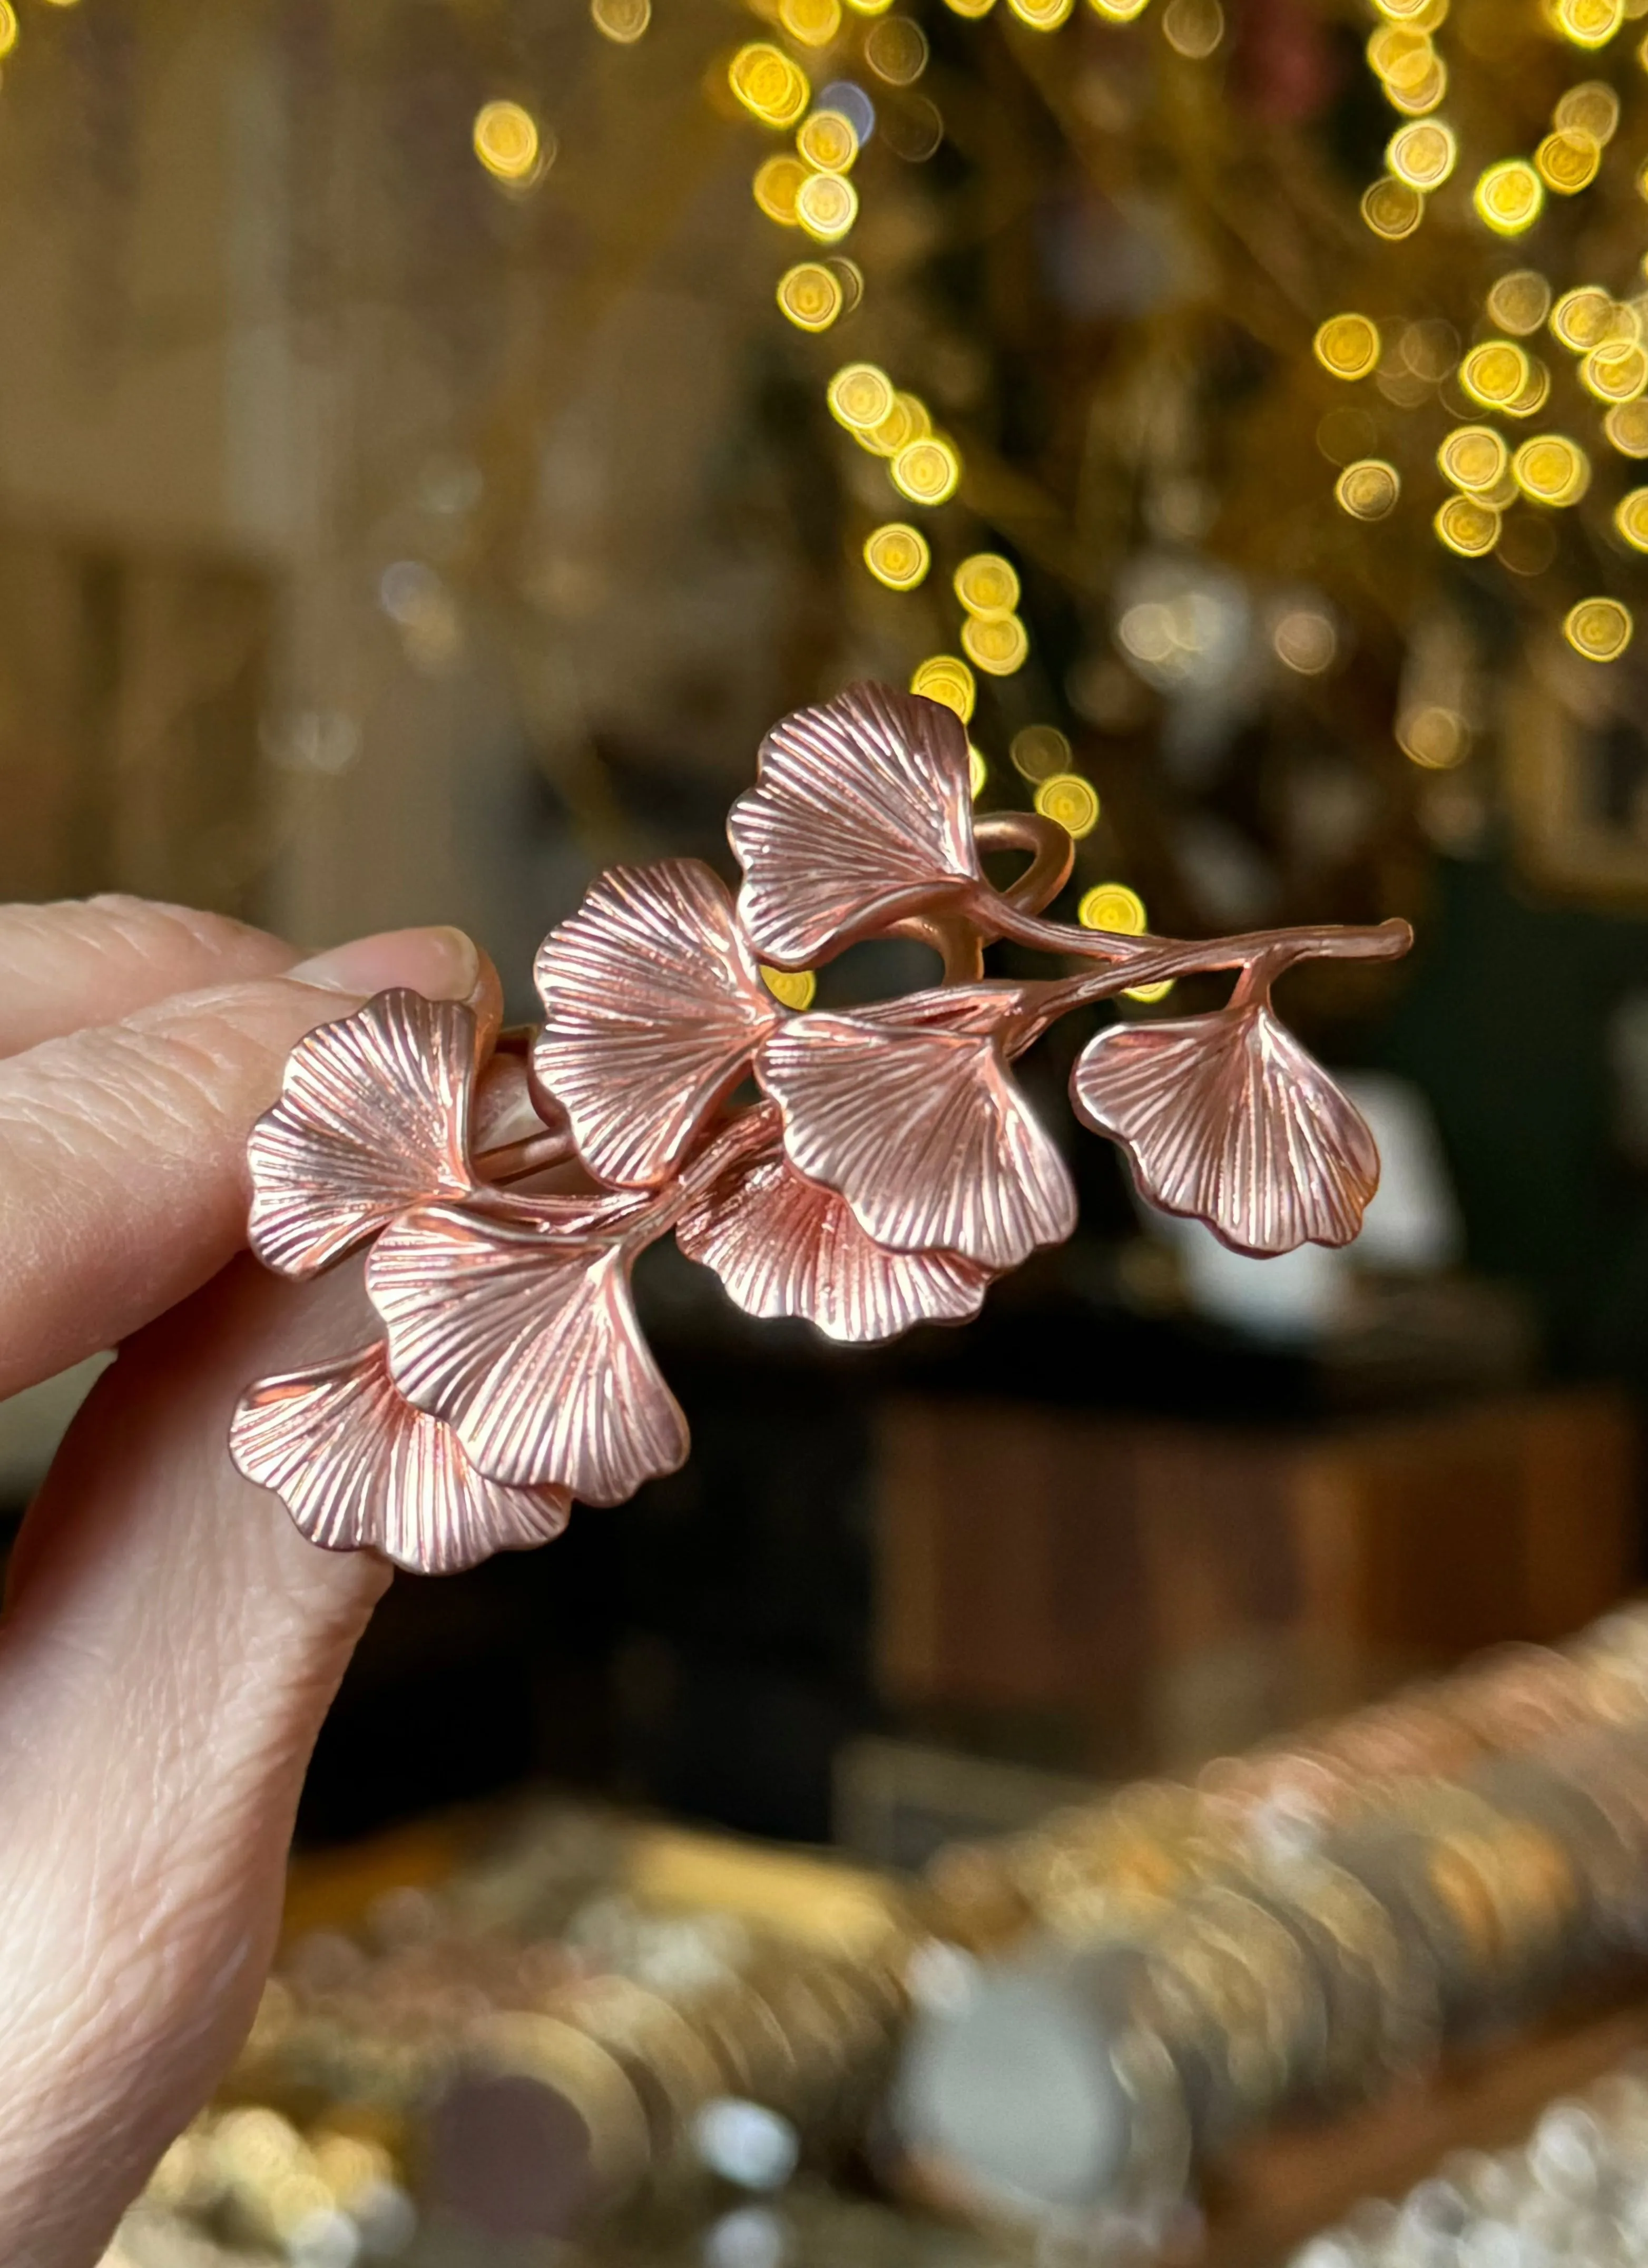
[248,991,476,1277]
[230,1340,570,1576]
[368,1201,688,1504]
[728,682,980,968]
[1070,1002,1379,1255]
[534,859,778,1190]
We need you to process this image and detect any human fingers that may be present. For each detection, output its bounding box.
[0,896,299,1060]
[0,1258,392,2268]
[0,925,484,1402]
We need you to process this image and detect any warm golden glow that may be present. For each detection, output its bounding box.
[828,362,895,431]
[1361,177,1425,239]
[761,966,819,1011]
[1459,339,1531,407]
[1271,609,1338,674]
[1614,489,1648,551]
[968,745,988,799]
[954,553,1021,617]
[1078,882,1145,933]
[0,3,18,55]
[796,170,858,241]
[1553,0,1625,45]
[1512,433,1591,504]
[1335,459,1401,518]
[1552,286,1622,351]
[1035,774,1101,838]
[1507,359,1552,418]
[910,655,977,721]
[828,257,865,314]
[1398,706,1468,768]
[1367,24,1433,85]
[1387,120,1456,188]
[754,154,809,223]
[1434,494,1502,556]
[1582,339,1648,402]
[1606,399,1648,456]
[891,434,962,504]
[1009,0,1076,25]
[729,43,812,128]
[779,0,843,42]
[1565,597,1634,660]
[1313,313,1381,381]
[1555,81,1619,141]
[473,101,542,182]
[777,261,844,331]
[1161,0,1224,55]
[1011,725,1072,781]
[864,16,928,82]
[962,614,1031,674]
[1535,127,1602,194]
[1385,55,1447,113]
[1438,425,1508,493]
[1487,271,1552,336]
[1087,0,1151,19]
[591,0,651,42]
[1474,159,1545,235]
[797,108,859,171]
[862,522,931,589]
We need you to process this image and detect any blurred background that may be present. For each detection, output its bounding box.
[15,0,1648,2258]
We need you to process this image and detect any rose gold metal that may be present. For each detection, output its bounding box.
[237,678,1415,1574]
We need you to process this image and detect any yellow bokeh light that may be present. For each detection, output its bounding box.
[797,108,859,171]
[754,154,809,223]
[1011,725,1071,781]
[828,361,895,431]
[1474,159,1545,235]
[1614,488,1648,550]
[1361,177,1426,239]
[1487,271,1552,336]
[1035,773,1102,838]
[1161,0,1223,53]
[1385,55,1447,113]
[1434,494,1502,556]
[1438,425,1509,493]
[1088,0,1150,18]
[968,746,988,799]
[1079,883,1145,933]
[1367,24,1431,84]
[1272,609,1338,673]
[1398,707,1469,768]
[864,16,928,81]
[1313,312,1381,380]
[1606,399,1648,456]
[779,0,842,42]
[1555,81,1620,141]
[777,261,844,331]
[1512,433,1591,504]
[473,100,542,182]
[962,614,1031,674]
[1535,127,1602,194]
[1335,458,1401,518]
[729,43,812,128]
[0,4,18,56]
[1124,979,1177,1004]
[1552,286,1624,350]
[862,521,931,589]
[891,434,962,504]
[796,170,857,241]
[592,0,652,42]
[1459,340,1531,408]
[954,553,1021,616]
[911,655,977,721]
[762,965,818,1011]
[1009,0,1076,25]
[1387,120,1456,188]
[828,257,865,315]
[1565,597,1634,660]
[1554,0,1625,45]
[1507,359,1552,418]
[1583,339,1648,401]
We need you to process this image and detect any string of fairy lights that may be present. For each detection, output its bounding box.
[1319,0,1648,670]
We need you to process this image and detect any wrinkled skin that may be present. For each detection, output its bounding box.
[0,896,487,2268]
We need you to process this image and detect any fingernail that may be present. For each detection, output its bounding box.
[289,925,481,1001]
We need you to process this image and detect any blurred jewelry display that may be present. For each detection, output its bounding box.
[1289,2058,1648,2268]
[233,681,1409,1577]
[894,1600,1648,2250]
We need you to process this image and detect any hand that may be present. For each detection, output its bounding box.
[0,896,490,2268]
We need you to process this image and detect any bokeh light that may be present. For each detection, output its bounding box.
[795,171,858,241]
[910,655,977,720]
[1565,597,1634,660]
[1035,774,1101,838]
[1487,271,1552,336]
[1313,314,1381,381]
[473,101,543,182]
[1078,882,1145,932]
[1438,426,1509,494]
[761,966,818,1011]
[954,554,1021,617]
[797,109,858,171]
[1335,459,1401,518]
[1011,725,1071,781]
[961,615,1030,674]
[1474,159,1544,235]
[862,522,931,588]
[1434,494,1502,556]
[890,434,961,504]
[1511,433,1591,504]
[776,262,843,330]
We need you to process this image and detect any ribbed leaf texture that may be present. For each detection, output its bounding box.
[728,682,980,967]
[1071,1002,1379,1255]
[368,1201,689,1503]
[248,990,475,1277]
[534,858,778,1189]
[756,989,1076,1271]
[677,1138,992,1342]
[230,1341,570,1575]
